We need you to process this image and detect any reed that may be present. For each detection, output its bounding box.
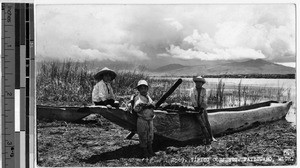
[216,79,225,108]
[36,60,151,106]
[238,79,242,106]
[36,61,292,108]
[36,60,94,106]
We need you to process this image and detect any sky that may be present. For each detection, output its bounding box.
[35,4,296,67]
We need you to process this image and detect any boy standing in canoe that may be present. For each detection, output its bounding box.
[92,67,118,108]
[132,80,156,158]
[190,76,216,144]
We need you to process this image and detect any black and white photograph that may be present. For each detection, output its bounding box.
[35,2,296,167]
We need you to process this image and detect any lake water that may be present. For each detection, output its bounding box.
[201,78,295,102]
[155,77,296,125]
[183,78,295,94]
[204,78,296,125]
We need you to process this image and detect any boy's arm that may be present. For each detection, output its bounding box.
[92,83,102,102]
[125,95,135,111]
[109,83,116,100]
[190,89,197,108]
[148,96,155,107]
[98,82,107,101]
[200,89,208,109]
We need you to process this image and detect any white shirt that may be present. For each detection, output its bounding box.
[190,87,207,109]
[133,93,154,120]
[133,93,153,112]
[92,80,115,102]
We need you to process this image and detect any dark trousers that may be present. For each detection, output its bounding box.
[202,109,213,139]
[94,99,115,106]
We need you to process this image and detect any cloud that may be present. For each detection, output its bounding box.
[163,5,295,62]
[70,43,149,61]
[36,4,295,64]
[36,5,149,62]
[167,44,265,60]
[157,53,171,57]
[183,30,216,52]
[164,18,183,31]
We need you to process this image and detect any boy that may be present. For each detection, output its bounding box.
[132,80,155,158]
[92,67,118,107]
[190,76,216,144]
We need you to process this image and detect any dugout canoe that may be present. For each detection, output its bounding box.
[37,100,292,142]
[37,106,92,122]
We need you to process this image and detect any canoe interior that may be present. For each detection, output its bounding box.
[207,100,280,113]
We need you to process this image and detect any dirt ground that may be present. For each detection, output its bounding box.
[37,115,296,167]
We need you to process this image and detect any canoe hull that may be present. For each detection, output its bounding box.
[209,102,292,136]
[37,101,293,142]
[37,106,92,122]
[88,101,293,142]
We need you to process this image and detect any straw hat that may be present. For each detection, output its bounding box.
[193,76,206,83]
[94,67,117,80]
[136,80,149,88]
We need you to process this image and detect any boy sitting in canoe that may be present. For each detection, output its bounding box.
[92,67,119,108]
[131,80,156,158]
[190,76,216,144]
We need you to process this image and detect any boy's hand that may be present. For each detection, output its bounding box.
[146,103,155,109]
[125,104,132,112]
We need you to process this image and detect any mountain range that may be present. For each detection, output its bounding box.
[149,59,295,76]
[35,58,295,77]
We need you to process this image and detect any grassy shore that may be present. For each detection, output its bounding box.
[37,118,296,166]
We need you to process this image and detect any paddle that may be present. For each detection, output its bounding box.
[155,78,183,109]
[126,78,183,140]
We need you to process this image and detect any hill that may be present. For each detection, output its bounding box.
[151,59,295,76]
[153,64,188,72]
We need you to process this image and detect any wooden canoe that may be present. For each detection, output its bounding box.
[37,101,292,142]
[37,106,92,122]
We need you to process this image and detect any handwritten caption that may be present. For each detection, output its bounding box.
[169,156,295,164]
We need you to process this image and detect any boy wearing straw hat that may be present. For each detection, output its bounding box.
[132,80,156,158]
[191,76,216,144]
[92,67,118,107]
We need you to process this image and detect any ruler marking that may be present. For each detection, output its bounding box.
[2,3,15,168]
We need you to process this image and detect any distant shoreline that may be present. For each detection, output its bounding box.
[151,74,295,79]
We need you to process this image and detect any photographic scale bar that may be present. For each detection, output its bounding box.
[1,3,35,168]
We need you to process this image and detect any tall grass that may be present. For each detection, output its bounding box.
[206,79,292,109]
[36,61,94,106]
[36,61,151,106]
[216,79,225,108]
[36,61,292,108]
